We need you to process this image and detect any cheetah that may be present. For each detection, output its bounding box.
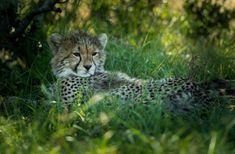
[47,30,143,99]
[47,30,231,115]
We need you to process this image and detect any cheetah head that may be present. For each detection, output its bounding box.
[48,30,107,78]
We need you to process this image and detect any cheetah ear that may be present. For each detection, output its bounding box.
[48,33,62,54]
[98,33,108,49]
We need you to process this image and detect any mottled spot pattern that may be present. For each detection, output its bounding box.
[48,30,213,115]
[59,72,212,115]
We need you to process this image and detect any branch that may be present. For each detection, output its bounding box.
[10,0,69,40]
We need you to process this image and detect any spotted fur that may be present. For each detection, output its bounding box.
[48,30,214,115]
[59,71,144,103]
[58,74,212,114]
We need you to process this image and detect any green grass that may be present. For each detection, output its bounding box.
[0,31,235,154]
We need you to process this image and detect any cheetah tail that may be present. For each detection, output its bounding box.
[204,79,235,101]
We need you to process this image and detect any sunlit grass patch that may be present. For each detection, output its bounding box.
[0,29,235,153]
[0,90,235,153]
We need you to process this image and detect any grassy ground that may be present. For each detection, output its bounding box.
[0,30,235,154]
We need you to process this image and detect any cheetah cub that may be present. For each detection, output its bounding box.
[48,30,143,102]
[48,30,216,115]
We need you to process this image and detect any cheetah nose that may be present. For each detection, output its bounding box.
[83,65,92,70]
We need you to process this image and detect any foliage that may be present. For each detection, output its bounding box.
[0,33,235,153]
[0,0,235,153]
[184,0,235,39]
[0,90,235,153]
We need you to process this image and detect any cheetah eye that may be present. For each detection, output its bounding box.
[92,52,98,56]
[73,52,80,57]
